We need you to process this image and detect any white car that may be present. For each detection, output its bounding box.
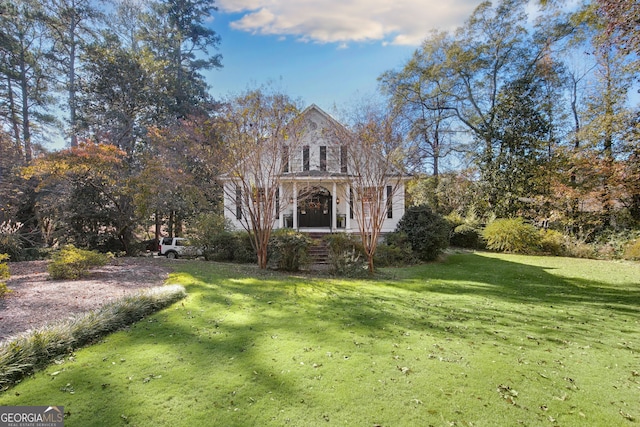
[158,237,201,259]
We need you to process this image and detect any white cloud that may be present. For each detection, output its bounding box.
[217,0,481,46]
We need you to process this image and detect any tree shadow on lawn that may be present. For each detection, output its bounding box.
[384,253,640,316]
[150,254,640,373]
[175,255,640,345]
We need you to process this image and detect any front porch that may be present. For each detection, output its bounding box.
[277,180,352,232]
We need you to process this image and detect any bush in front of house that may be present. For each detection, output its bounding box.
[232,232,258,263]
[190,213,233,261]
[196,229,257,264]
[482,218,540,254]
[374,232,417,267]
[48,245,112,280]
[268,229,311,271]
[396,205,450,261]
[324,233,367,276]
[203,231,237,261]
[0,284,187,390]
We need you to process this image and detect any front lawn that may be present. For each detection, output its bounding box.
[1,252,638,426]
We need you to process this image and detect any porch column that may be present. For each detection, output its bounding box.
[332,182,337,230]
[293,182,298,229]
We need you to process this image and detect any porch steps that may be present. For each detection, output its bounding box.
[306,232,330,265]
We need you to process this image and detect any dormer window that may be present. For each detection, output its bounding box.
[320,146,327,171]
[303,145,310,171]
[340,146,347,173]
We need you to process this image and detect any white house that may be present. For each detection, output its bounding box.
[223,104,408,235]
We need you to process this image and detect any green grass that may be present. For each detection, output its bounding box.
[1,252,638,426]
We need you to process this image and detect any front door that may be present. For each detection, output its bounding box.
[298,189,331,228]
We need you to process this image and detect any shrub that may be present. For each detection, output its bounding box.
[190,213,233,261]
[396,205,450,261]
[623,239,640,261]
[268,230,311,271]
[591,230,640,260]
[201,231,236,261]
[564,240,595,259]
[324,233,367,276]
[0,284,186,389]
[482,218,540,254]
[0,221,24,261]
[233,232,257,264]
[450,224,484,249]
[0,253,11,298]
[538,229,566,256]
[48,245,112,280]
[374,232,417,267]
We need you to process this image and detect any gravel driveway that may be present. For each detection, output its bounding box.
[0,257,172,342]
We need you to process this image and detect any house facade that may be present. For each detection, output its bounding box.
[223,104,407,235]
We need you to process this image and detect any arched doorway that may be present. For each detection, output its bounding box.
[298,186,331,228]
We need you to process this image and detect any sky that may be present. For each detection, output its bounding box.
[205,0,495,114]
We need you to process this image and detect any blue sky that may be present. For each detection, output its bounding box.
[205,0,491,113]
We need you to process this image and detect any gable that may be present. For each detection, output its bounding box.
[298,104,344,148]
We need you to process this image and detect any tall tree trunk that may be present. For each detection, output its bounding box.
[155,210,161,250]
[68,21,78,148]
[19,51,32,164]
[168,211,175,238]
[6,75,23,158]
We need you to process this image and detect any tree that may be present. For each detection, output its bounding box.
[77,34,158,154]
[0,0,57,164]
[135,116,222,244]
[42,0,102,147]
[0,130,24,222]
[140,0,222,120]
[332,102,408,273]
[381,0,538,215]
[445,0,532,183]
[379,31,460,179]
[487,76,552,218]
[23,142,138,253]
[217,88,304,269]
[597,0,640,64]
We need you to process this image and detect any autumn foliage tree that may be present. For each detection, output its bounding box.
[216,88,304,269]
[23,142,137,253]
[135,116,222,243]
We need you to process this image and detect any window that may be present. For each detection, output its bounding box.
[275,188,280,219]
[320,146,327,171]
[387,185,393,218]
[235,185,242,220]
[349,187,354,219]
[340,146,347,173]
[282,145,289,173]
[303,146,310,171]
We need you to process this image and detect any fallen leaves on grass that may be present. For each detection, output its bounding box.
[619,410,635,422]
[397,366,411,375]
[497,384,518,405]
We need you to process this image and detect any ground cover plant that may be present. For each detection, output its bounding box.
[1,253,638,426]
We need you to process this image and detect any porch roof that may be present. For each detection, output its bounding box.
[280,170,350,180]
